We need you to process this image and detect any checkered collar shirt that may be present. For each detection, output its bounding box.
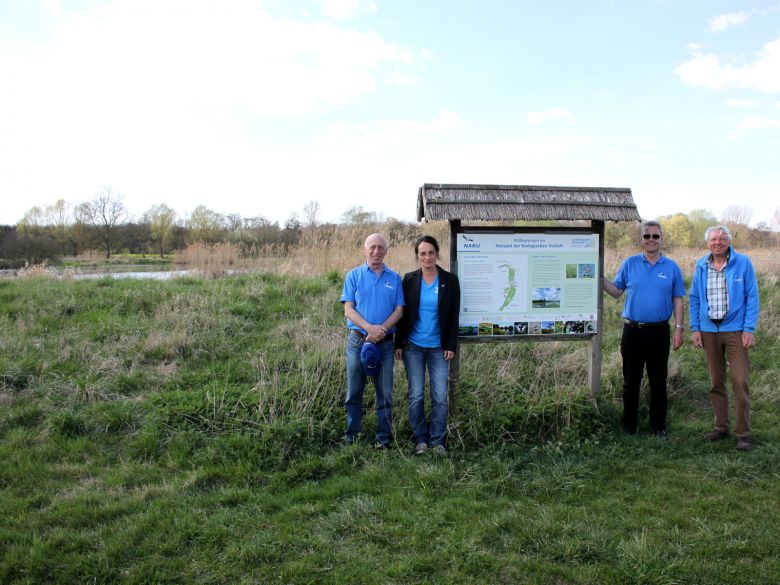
[706,252,729,320]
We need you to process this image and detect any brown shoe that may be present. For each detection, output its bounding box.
[705,429,728,442]
[736,438,752,452]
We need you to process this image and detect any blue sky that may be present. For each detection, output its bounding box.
[1,0,779,227]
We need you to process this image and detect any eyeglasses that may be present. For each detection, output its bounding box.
[642,234,661,240]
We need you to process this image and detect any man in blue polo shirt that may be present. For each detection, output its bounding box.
[340,233,404,447]
[604,221,686,437]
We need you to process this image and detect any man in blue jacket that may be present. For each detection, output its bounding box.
[690,226,759,452]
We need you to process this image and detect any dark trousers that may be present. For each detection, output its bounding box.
[620,323,670,433]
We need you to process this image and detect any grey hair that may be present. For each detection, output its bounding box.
[364,233,388,249]
[641,220,662,237]
[704,225,732,243]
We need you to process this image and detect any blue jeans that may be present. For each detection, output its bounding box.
[402,344,449,446]
[345,331,394,444]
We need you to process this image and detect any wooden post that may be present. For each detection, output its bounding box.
[448,219,461,415]
[589,220,605,398]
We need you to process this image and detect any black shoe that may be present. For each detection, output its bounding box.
[654,430,669,440]
[373,441,391,450]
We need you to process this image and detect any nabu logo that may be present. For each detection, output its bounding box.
[462,235,479,249]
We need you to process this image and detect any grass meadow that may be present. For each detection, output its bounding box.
[1,233,780,584]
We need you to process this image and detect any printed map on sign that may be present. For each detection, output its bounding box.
[459,255,529,313]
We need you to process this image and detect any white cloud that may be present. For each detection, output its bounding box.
[323,0,360,20]
[321,0,377,20]
[0,0,407,123]
[675,37,780,93]
[708,11,750,33]
[686,42,707,51]
[739,116,780,129]
[725,98,758,108]
[313,108,462,151]
[0,0,415,223]
[41,0,63,17]
[527,107,576,125]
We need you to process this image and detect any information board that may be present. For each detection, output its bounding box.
[456,232,599,338]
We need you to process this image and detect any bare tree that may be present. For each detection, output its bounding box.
[772,207,780,233]
[187,205,226,244]
[721,205,753,226]
[226,213,244,232]
[16,206,45,237]
[302,200,321,228]
[688,208,717,243]
[46,199,72,255]
[340,205,382,225]
[81,186,128,258]
[145,203,178,258]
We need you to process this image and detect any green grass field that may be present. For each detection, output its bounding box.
[1,272,779,584]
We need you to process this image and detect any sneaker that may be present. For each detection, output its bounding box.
[736,438,752,452]
[430,445,447,455]
[705,429,729,442]
[654,430,669,440]
[414,443,428,455]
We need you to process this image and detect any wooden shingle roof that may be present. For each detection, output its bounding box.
[417,184,640,222]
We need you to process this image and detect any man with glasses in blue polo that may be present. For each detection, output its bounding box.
[603,221,686,438]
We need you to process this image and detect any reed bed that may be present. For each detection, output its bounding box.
[172,242,244,277]
[169,223,779,280]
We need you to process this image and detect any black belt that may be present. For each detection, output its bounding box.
[350,329,394,343]
[623,319,669,329]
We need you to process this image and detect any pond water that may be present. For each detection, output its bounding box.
[72,267,193,280]
[0,264,193,280]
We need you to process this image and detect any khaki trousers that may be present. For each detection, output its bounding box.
[701,331,751,438]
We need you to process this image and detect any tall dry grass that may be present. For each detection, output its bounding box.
[594,246,780,279]
[14,261,59,279]
[174,225,780,280]
[172,242,244,278]
[270,221,451,276]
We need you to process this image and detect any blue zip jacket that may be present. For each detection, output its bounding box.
[689,246,759,333]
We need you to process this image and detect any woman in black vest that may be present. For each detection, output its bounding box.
[395,235,460,455]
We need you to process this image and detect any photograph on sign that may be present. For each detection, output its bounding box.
[457,232,599,337]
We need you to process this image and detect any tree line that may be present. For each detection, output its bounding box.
[1,187,778,268]
[0,187,392,267]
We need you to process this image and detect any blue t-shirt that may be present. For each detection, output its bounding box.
[614,254,685,322]
[409,275,441,348]
[340,263,404,333]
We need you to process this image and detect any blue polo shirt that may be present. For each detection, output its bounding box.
[614,253,685,323]
[409,275,441,348]
[340,263,404,333]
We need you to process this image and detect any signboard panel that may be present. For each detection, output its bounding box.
[456,231,599,338]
